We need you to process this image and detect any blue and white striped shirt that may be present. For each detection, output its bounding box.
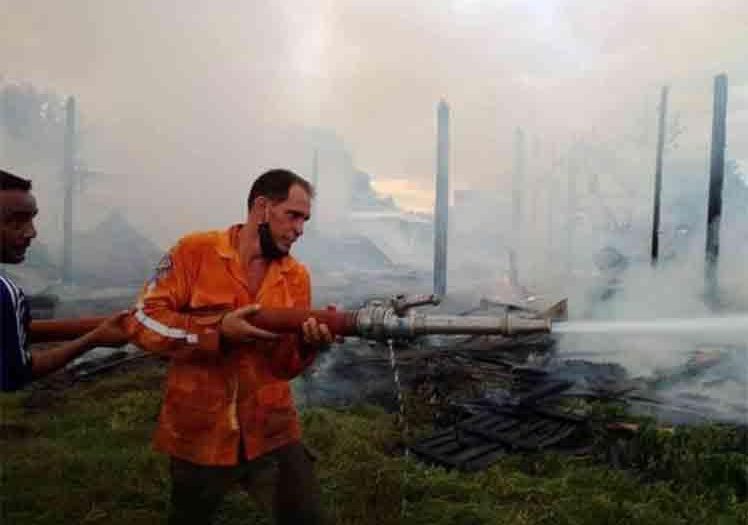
[0,273,33,391]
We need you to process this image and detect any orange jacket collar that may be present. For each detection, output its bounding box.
[216,224,296,275]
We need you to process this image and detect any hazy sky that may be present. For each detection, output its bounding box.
[2,0,747,230]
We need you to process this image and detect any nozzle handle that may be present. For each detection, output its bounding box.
[392,293,441,316]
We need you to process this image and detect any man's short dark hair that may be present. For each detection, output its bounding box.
[247,169,314,210]
[0,169,32,191]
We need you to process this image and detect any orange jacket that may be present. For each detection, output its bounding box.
[126,224,317,466]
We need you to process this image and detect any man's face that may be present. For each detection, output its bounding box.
[0,190,38,264]
[260,184,311,254]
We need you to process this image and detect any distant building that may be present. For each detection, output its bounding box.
[348,209,433,269]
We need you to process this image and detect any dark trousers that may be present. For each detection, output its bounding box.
[168,442,323,525]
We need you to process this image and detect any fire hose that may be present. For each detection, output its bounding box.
[29,294,567,344]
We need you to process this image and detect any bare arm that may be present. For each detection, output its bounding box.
[31,310,130,380]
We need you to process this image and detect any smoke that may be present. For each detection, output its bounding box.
[2,1,747,416]
[4,2,747,199]
[3,0,745,302]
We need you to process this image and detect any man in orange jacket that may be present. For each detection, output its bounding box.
[126,169,333,524]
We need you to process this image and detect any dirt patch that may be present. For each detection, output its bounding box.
[0,423,39,440]
[22,356,166,413]
[23,386,68,413]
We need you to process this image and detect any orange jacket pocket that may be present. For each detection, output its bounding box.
[256,382,292,408]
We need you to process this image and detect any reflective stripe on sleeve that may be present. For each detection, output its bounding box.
[134,309,199,344]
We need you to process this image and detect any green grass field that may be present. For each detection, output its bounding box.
[1,363,746,524]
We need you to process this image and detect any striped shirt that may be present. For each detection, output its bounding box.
[0,273,33,391]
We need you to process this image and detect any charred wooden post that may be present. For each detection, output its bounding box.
[565,149,577,277]
[434,100,450,297]
[510,127,525,286]
[310,148,319,232]
[62,97,76,284]
[705,74,728,300]
[651,86,669,266]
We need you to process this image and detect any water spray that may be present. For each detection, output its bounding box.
[29,294,747,344]
[552,315,748,336]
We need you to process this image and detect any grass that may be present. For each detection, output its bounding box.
[1,363,746,524]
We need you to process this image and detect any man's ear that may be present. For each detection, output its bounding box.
[253,196,270,222]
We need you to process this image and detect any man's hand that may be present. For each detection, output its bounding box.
[31,310,130,380]
[86,310,131,348]
[301,314,335,351]
[219,304,280,344]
